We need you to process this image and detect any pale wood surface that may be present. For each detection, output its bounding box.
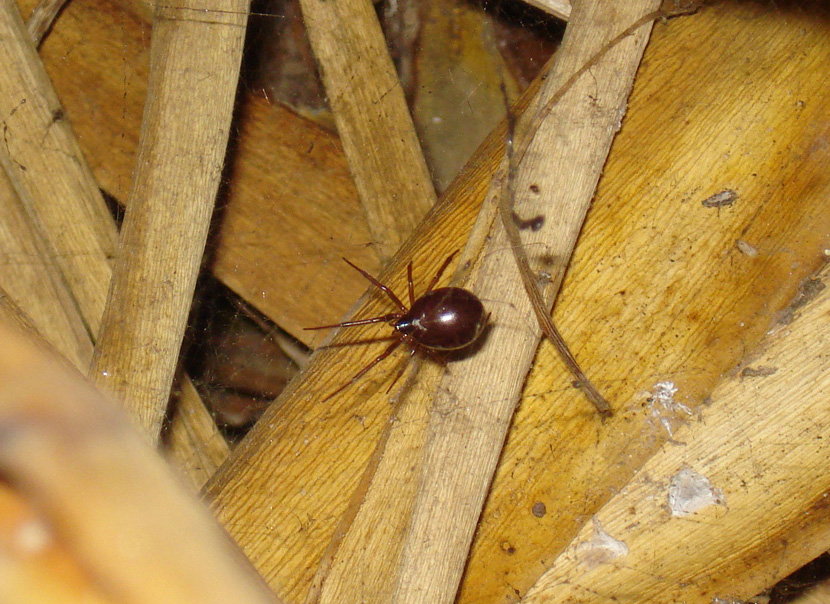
[30,0,378,346]
[298,0,435,260]
[165,377,232,490]
[387,4,659,604]
[89,0,249,440]
[0,482,114,604]
[521,0,570,21]
[0,0,115,332]
[204,4,830,604]
[2,0,229,481]
[0,321,281,604]
[0,167,93,369]
[522,260,830,603]
[5,0,828,602]
[24,0,66,44]
[0,285,80,369]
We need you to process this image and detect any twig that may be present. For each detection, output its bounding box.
[25,0,69,46]
[497,1,703,416]
[0,321,281,604]
[297,0,435,259]
[499,88,610,415]
[497,176,612,414]
[1,0,232,483]
[89,1,250,441]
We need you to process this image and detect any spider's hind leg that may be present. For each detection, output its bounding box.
[424,250,458,294]
[343,258,407,312]
[385,344,417,395]
[304,313,400,332]
[320,339,402,402]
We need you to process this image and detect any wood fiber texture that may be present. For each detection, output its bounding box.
[206,4,830,604]
[1,1,828,603]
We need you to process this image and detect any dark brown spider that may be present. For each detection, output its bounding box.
[305,252,487,401]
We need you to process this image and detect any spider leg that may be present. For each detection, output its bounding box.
[317,335,398,349]
[424,250,458,294]
[385,345,417,394]
[343,258,407,312]
[320,339,402,402]
[304,313,401,331]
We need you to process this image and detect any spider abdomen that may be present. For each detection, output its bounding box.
[395,287,486,351]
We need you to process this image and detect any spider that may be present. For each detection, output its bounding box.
[305,252,487,401]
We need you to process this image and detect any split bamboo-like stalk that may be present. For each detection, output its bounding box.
[1,0,228,480]
[89,0,249,441]
[204,4,830,604]
[0,320,281,604]
[0,0,115,330]
[24,0,66,44]
[0,285,67,361]
[165,377,232,490]
[27,0,379,345]
[521,0,571,21]
[298,0,436,259]
[521,261,830,604]
[387,4,659,603]
[0,167,92,369]
[0,297,226,598]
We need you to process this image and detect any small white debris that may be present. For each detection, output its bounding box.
[613,102,628,133]
[14,517,52,554]
[735,239,759,257]
[575,516,629,570]
[649,381,693,438]
[668,467,726,517]
[652,381,679,406]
